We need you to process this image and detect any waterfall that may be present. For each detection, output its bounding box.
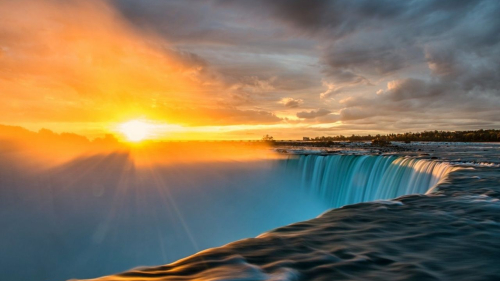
[288,155,456,207]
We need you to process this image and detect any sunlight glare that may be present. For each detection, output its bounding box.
[119,120,155,142]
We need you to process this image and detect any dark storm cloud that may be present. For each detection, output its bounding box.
[112,0,324,115]
[109,0,500,130]
[386,79,448,102]
[259,0,500,127]
[113,0,316,53]
[243,0,499,90]
[255,0,483,36]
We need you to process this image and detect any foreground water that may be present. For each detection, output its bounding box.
[90,165,500,281]
[2,142,500,280]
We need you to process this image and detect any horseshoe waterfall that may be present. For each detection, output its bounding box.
[284,155,456,207]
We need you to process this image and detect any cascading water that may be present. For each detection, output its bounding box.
[2,152,459,281]
[286,155,456,207]
[74,145,500,281]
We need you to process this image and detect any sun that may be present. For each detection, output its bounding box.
[119,120,155,142]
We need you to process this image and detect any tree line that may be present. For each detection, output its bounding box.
[306,129,500,142]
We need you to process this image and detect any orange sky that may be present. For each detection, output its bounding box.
[1,0,498,141]
[0,0,205,139]
[0,0,305,140]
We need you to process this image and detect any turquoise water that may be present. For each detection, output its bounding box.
[290,155,455,207]
[78,143,500,281]
[2,143,500,280]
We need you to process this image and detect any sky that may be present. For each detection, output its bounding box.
[1,0,499,140]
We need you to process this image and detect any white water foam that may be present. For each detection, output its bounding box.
[286,155,456,207]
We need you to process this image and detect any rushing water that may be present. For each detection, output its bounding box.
[2,143,500,281]
[80,143,500,281]
[288,155,456,207]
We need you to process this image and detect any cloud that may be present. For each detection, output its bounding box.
[316,114,340,123]
[319,81,345,99]
[148,106,282,126]
[340,107,375,121]
[0,0,208,123]
[247,0,500,130]
[2,0,500,136]
[238,1,500,90]
[386,78,446,101]
[0,0,288,128]
[197,108,283,125]
[296,108,331,119]
[279,98,303,108]
[113,0,500,131]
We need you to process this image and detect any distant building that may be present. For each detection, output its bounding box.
[303,137,310,141]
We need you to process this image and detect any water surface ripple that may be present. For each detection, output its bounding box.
[84,143,500,281]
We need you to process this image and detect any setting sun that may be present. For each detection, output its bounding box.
[119,120,155,142]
